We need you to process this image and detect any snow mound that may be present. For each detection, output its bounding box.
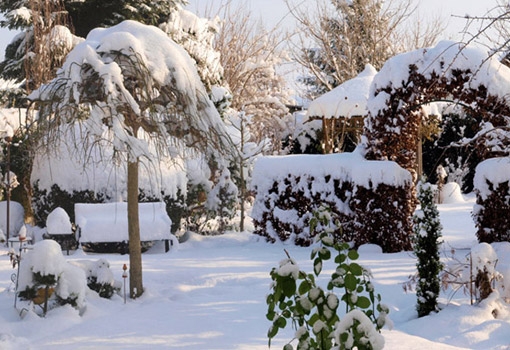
[441,182,464,204]
[0,201,24,238]
[46,207,73,234]
[358,244,383,255]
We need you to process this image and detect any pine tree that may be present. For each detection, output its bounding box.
[413,181,443,317]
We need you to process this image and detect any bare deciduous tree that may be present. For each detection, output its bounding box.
[208,1,293,153]
[287,0,445,99]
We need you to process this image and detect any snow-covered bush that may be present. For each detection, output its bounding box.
[266,223,388,349]
[251,152,413,252]
[206,168,238,234]
[473,157,510,243]
[46,207,73,234]
[17,240,87,314]
[413,182,443,317]
[71,259,120,299]
[441,243,502,303]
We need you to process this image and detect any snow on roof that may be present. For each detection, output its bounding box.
[75,202,172,243]
[307,64,378,119]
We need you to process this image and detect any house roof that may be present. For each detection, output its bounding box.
[307,64,377,119]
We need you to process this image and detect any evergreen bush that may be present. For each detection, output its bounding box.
[413,182,443,317]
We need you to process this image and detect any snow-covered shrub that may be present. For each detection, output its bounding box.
[30,123,188,232]
[251,154,354,246]
[413,182,443,317]
[266,227,388,349]
[473,158,510,244]
[252,153,413,252]
[46,207,73,234]
[472,243,501,301]
[181,156,240,235]
[441,243,502,303]
[71,259,120,299]
[206,168,238,234]
[17,240,87,314]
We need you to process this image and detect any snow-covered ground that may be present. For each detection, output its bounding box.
[1,193,510,349]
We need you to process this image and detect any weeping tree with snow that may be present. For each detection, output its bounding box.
[413,181,443,317]
[27,20,233,298]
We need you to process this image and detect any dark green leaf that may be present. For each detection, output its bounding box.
[314,258,323,276]
[345,274,357,291]
[268,325,278,339]
[350,262,363,276]
[348,249,359,260]
[299,280,311,295]
[356,296,371,309]
[276,316,287,328]
[318,247,331,260]
[282,278,297,298]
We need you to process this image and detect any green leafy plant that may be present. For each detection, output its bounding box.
[266,205,388,349]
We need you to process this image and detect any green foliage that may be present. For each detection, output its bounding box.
[32,182,109,227]
[87,276,119,299]
[413,181,443,317]
[266,207,387,349]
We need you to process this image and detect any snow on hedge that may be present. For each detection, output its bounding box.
[252,151,411,203]
[367,41,510,119]
[251,151,412,247]
[474,157,510,200]
[307,64,377,118]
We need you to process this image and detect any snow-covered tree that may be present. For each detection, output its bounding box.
[225,111,270,231]
[413,181,443,317]
[0,0,186,84]
[28,20,233,298]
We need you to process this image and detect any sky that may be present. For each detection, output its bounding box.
[0,0,503,63]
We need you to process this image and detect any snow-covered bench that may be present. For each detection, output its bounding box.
[75,202,173,254]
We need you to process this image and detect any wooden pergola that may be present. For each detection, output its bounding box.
[306,64,377,154]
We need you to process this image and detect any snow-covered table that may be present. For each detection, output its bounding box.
[8,236,32,251]
[75,202,173,254]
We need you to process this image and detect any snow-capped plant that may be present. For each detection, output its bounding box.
[441,243,502,304]
[413,181,443,317]
[266,207,388,349]
[72,259,120,299]
[17,240,87,315]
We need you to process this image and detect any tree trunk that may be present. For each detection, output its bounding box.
[127,157,143,298]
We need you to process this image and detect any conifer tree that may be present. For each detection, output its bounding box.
[413,181,443,317]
